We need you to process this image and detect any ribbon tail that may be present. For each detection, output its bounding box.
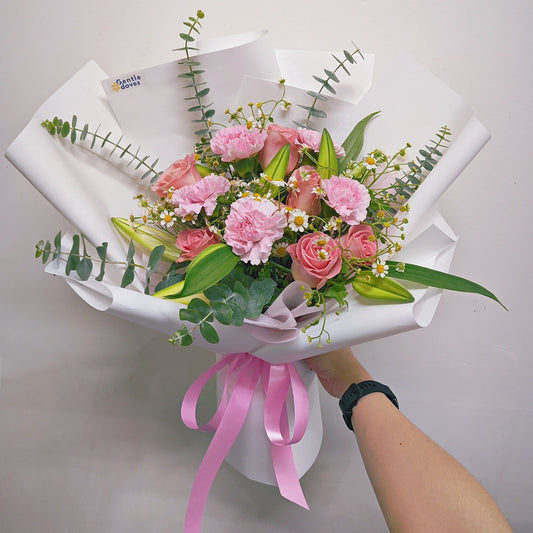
[184,359,260,533]
[271,442,309,509]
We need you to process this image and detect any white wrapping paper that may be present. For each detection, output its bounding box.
[5,32,489,486]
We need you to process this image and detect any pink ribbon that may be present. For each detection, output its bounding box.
[181,352,310,533]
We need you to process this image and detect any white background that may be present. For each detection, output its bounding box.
[1,1,532,532]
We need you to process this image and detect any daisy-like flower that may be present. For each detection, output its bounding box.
[372,259,389,278]
[272,241,290,258]
[180,212,197,224]
[260,172,285,187]
[160,209,176,229]
[325,216,342,232]
[363,153,377,170]
[287,209,309,232]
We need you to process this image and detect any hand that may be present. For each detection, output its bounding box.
[305,347,372,398]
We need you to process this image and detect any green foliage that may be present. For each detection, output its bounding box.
[155,244,240,300]
[295,44,364,128]
[172,269,277,345]
[386,261,507,309]
[395,126,452,203]
[175,11,215,144]
[41,116,163,183]
[339,112,380,173]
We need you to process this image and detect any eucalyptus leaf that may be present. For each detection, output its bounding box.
[199,322,219,344]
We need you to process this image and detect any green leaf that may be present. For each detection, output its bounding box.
[386,261,507,309]
[65,235,80,275]
[53,231,62,260]
[179,33,195,42]
[179,307,203,323]
[324,69,340,83]
[352,271,415,302]
[308,108,327,119]
[262,143,290,178]
[126,239,135,264]
[95,242,108,282]
[307,90,328,102]
[121,266,135,288]
[154,244,239,299]
[316,129,338,179]
[81,123,89,141]
[339,111,380,172]
[199,322,219,344]
[35,240,44,258]
[188,298,213,321]
[76,257,93,281]
[145,244,165,293]
[60,121,70,138]
[41,240,51,263]
[211,302,233,325]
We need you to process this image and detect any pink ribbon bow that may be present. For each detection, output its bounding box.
[181,352,310,533]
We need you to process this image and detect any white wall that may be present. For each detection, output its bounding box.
[1,1,531,531]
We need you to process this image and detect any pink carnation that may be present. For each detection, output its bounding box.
[210,125,267,162]
[175,228,220,262]
[297,128,345,157]
[151,154,202,196]
[172,174,230,216]
[322,175,370,225]
[224,197,287,264]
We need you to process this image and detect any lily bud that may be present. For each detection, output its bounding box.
[111,217,181,262]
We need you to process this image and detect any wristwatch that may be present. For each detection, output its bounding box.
[339,381,399,431]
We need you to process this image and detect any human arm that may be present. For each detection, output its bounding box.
[305,347,513,533]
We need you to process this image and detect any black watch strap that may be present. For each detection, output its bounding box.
[339,381,399,431]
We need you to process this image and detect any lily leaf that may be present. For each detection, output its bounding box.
[339,111,380,172]
[153,244,240,300]
[352,271,414,302]
[386,261,507,310]
[316,129,338,179]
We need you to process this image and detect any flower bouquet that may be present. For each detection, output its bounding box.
[6,11,503,533]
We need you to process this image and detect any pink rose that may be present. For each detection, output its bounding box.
[322,175,370,225]
[286,165,322,215]
[287,232,342,289]
[259,124,300,175]
[175,228,220,262]
[151,154,202,196]
[337,224,377,263]
[210,125,267,162]
[224,197,287,265]
[172,174,231,217]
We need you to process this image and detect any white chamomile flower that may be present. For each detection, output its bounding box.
[272,241,290,258]
[180,212,197,224]
[326,216,342,232]
[372,259,389,278]
[260,172,285,187]
[316,248,330,260]
[288,209,309,232]
[364,153,378,170]
[160,209,176,229]
[311,185,326,197]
